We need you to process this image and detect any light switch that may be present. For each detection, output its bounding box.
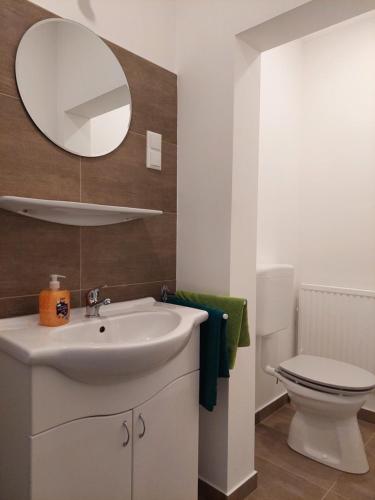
[149,149,161,168]
[149,131,162,150]
[146,131,162,170]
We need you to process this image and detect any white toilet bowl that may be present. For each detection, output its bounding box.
[256,264,375,474]
[276,354,375,474]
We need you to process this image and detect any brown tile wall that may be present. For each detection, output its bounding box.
[0,0,177,318]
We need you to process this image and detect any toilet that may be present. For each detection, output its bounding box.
[256,264,375,474]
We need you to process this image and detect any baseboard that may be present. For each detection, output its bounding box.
[358,407,375,424]
[198,473,258,500]
[255,393,290,424]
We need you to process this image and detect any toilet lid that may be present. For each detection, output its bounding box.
[279,355,375,391]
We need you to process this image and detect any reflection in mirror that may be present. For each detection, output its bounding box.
[15,18,132,157]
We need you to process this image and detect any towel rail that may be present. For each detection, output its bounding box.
[161,284,246,321]
[223,300,246,319]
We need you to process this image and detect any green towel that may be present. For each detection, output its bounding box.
[176,290,250,369]
[166,296,229,411]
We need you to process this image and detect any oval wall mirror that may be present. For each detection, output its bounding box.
[15,18,132,157]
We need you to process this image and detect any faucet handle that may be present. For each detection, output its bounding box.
[161,284,170,303]
[86,285,108,305]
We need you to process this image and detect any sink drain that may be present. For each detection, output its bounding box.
[99,326,106,333]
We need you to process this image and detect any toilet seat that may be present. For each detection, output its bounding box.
[276,368,373,396]
[276,354,375,396]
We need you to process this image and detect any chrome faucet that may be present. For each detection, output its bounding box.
[85,285,111,318]
[161,283,170,302]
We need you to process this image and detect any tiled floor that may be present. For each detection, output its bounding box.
[248,404,375,500]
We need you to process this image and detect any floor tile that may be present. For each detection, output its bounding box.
[366,435,375,456]
[247,457,325,500]
[322,491,346,500]
[332,451,375,500]
[255,404,375,500]
[263,404,375,446]
[255,423,341,491]
[262,404,295,436]
[359,420,375,446]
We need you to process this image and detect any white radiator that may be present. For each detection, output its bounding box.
[298,284,375,374]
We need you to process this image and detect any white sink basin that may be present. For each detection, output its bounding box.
[51,310,181,343]
[0,298,208,383]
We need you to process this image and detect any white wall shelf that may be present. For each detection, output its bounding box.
[0,196,163,226]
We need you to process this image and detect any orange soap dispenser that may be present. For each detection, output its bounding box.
[39,274,71,327]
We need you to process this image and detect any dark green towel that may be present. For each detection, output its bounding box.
[166,296,229,411]
[176,290,250,369]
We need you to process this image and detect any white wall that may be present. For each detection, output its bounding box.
[301,13,375,290]
[256,40,302,410]
[30,0,176,72]
[175,0,311,494]
[257,12,375,410]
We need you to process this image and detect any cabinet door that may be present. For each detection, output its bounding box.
[133,372,199,500]
[31,410,132,500]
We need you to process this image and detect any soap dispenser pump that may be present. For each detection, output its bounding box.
[39,274,71,326]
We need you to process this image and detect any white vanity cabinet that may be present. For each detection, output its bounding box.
[0,316,202,500]
[31,410,133,500]
[133,372,199,500]
[30,372,199,500]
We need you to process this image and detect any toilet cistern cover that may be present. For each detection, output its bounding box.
[279,355,375,391]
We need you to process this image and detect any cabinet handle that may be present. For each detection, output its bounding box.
[122,420,130,447]
[138,413,146,438]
